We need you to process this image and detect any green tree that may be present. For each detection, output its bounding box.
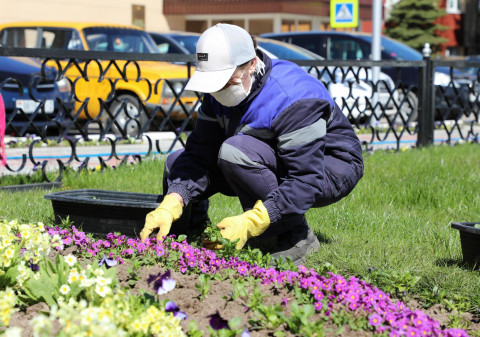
[384,0,449,53]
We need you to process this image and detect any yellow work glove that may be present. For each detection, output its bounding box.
[205,200,270,250]
[140,194,183,242]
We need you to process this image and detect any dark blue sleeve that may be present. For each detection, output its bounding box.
[167,95,225,205]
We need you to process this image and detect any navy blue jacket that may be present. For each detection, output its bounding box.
[167,51,363,223]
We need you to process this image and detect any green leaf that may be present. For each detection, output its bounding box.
[69,282,82,298]
[187,320,204,337]
[44,258,56,278]
[1,266,19,288]
[228,317,242,329]
[25,276,56,307]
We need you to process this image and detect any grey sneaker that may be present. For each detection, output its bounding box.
[269,225,320,266]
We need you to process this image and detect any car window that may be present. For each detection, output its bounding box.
[0,28,39,48]
[0,27,84,50]
[356,36,423,61]
[257,40,320,60]
[288,35,326,57]
[327,36,369,60]
[83,27,156,53]
[170,35,199,54]
[151,35,181,54]
[40,28,83,50]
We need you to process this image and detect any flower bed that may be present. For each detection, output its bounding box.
[0,219,473,336]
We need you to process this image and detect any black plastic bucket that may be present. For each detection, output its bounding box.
[44,189,191,238]
[451,222,480,269]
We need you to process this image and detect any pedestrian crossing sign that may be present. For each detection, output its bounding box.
[330,0,358,28]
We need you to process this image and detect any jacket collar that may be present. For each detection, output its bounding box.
[241,50,272,106]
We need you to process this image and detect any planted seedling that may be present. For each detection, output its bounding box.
[283,302,325,335]
[246,283,266,311]
[195,273,212,300]
[249,303,286,331]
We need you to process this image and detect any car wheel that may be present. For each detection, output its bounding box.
[396,90,418,122]
[102,94,148,137]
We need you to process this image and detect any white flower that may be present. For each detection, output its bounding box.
[32,315,52,335]
[95,284,111,298]
[4,247,15,259]
[37,222,45,231]
[2,257,12,268]
[4,327,22,337]
[59,285,70,295]
[93,268,104,276]
[2,235,14,247]
[68,274,80,284]
[95,276,112,287]
[64,254,77,267]
[80,278,95,288]
[80,309,97,326]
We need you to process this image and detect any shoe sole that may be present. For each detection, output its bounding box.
[293,236,320,266]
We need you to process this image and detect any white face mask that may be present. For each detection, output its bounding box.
[211,68,252,107]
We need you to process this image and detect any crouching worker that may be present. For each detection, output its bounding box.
[140,23,364,266]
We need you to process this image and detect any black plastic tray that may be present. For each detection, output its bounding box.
[1,182,62,192]
[451,222,480,268]
[44,189,190,238]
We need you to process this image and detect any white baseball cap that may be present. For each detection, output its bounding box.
[185,23,256,93]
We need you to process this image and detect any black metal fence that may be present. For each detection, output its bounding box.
[0,47,479,182]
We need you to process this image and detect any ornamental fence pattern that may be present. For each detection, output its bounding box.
[0,47,479,182]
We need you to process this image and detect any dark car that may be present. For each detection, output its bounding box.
[0,56,73,136]
[465,55,480,79]
[260,31,472,120]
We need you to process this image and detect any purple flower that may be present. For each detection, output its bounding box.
[241,328,251,337]
[99,254,118,268]
[148,270,176,295]
[165,301,187,320]
[207,311,229,330]
[369,313,383,326]
[28,259,39,272]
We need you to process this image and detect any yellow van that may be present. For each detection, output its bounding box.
[0,21,199,136]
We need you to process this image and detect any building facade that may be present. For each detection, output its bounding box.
[0,0,373,34]
[0,0,170,32]
[163,0,373,34]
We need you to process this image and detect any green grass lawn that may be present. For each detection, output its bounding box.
[1,143,479,317]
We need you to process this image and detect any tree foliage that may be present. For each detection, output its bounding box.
[384,0,449,53]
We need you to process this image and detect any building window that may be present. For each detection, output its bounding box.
[446,0,461,14]
[281,20,296,32]
[132,5,145,29]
